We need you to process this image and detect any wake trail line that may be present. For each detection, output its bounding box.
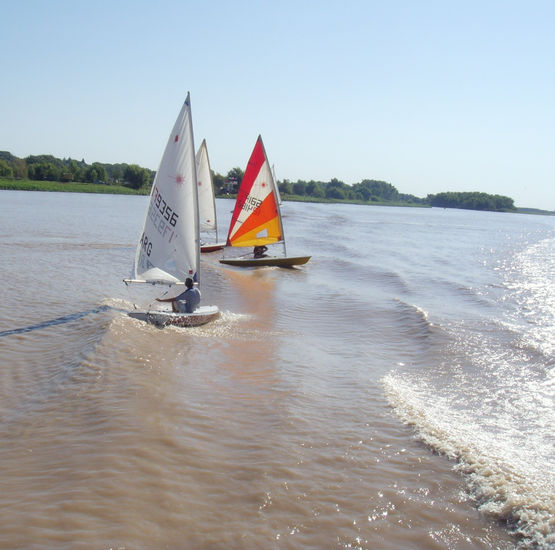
[0,305,126,338]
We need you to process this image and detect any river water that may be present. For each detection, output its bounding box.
[0,190,553,549]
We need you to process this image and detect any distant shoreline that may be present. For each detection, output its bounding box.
[1,178,553,215]
[0,178,426,207]
[0,178,145,195]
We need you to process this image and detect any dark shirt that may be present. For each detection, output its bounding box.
[175,287,201,313]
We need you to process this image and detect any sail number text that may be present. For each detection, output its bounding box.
[243,195,262,213]
[153,186,179,226]
[146,185,178,244]
[140,232,152,257]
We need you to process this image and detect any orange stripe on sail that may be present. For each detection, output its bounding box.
[229,193,282,247]
[230,217,282,248]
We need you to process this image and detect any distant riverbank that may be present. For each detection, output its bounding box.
[1,178,553,215]
[0,178,145,195]
[0,178,426,207]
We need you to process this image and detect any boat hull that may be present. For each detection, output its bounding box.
[219,256,311,268]
[129,306,220,327]
[201,242,226,253]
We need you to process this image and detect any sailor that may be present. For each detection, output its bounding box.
[156,277,201,313]
[253,245,268,258]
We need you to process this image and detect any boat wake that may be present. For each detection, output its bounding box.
[392,298,437,344]
[382,373,554,548]
[106,298,251,338]
[0,305,112,338]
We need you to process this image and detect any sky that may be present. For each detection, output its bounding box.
[1,0,554,209]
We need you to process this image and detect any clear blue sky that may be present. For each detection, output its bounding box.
[1,0,554,209]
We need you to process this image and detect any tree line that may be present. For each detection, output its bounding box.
[213,170,428,205]
[427,191,515,212]
[0,152,154,189]
[0,151,516,212]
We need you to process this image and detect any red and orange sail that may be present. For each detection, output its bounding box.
[226,136,284,248]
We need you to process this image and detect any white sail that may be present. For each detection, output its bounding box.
[132,93,200,284]
[272,164,282,205]
[196,139,218,236]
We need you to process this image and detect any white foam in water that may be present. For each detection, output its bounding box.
[382,369,554,548]
[382,235,555,547]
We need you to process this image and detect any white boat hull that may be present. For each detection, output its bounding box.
[129,305,220,327]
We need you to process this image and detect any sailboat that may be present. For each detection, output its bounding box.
[123,93,219,327]
[219,135,310,268]
[197,139,226,252]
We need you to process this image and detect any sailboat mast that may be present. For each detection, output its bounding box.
[186,93,201,287]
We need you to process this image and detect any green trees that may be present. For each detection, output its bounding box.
[353,179,399,202]
[85,162,107,184]
[212,171,226,195]
[269,177,515,212]
[104,163,126,184]
[323,178,346,199]
[427,192,515,212]
[278,180,293,196]
[27,161,60,181]
[292,180,307,196]
[0,151,154,188]
[222,167,243,194]
[0,160,13,177]
[0,150,518,212]
[272,177,403,203]
[124,164,151,189]
[306,181,324,198]
[25,155,61,181]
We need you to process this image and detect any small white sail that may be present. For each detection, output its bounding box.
[272,164,282,205]
[196,139,218,239]
[132,94,200,284]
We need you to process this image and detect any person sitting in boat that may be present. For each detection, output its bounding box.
[156,277,201,313]
[253,245,268,258]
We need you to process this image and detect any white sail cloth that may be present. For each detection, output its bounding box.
[132,94,200,284]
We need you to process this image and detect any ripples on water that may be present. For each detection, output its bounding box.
[383,231,555,548]
[0,192,553,548]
